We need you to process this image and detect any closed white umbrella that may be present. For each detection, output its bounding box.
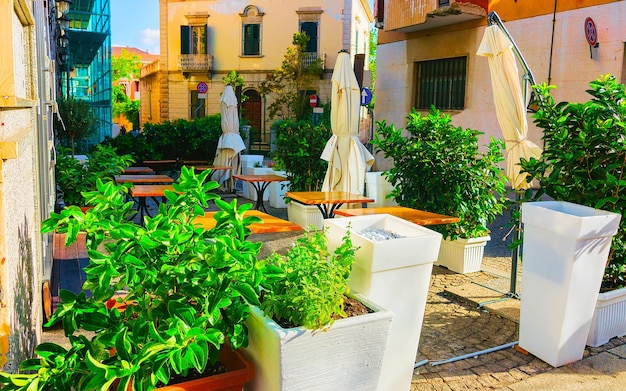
[321,51,374,194]
[213,85,245,188]
[477,25,542,190]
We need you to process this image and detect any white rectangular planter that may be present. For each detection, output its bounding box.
[520,201,621,367]
[287,201,324,230]
[365,172,397,208]
[243,294,392,391]
[435,236,490,274]
[325,214,442,391]
[269,170,289,209]
[587,286,626,347]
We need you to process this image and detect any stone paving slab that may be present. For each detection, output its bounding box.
[445,282,520,323]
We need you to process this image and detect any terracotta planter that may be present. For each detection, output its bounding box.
[243,294,392,391]
[158,346,254,391]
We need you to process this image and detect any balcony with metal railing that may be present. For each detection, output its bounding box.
[381,0,487,33]
[178,54,213,72]
[301,52,326,69]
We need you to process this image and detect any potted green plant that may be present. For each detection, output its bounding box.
[519,75,626,347]
[242,229,393,390]
[55,144,134,208]
[372,107,508,273]
[55,97,98,155]
[0,167,265,390]
[271,120,332,229]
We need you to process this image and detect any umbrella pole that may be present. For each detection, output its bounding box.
[509,191,523,297]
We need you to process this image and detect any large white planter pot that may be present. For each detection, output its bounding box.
[241,166,272,201]
[325,214,442,391]
[287,201,324,230]
[587,286,626,347]
[365,172,397,207]
[243,294,393,391]
[520,201,621,367]
[435,236,490,274]
[269,170,289,209]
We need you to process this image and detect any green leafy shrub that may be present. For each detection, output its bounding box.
[260,229,357,330]
[56,144,134,206]
[103,115,222,163]
[372,107,508,240]
[520,75,626,290]
[0,168,271,390]
[271,120,331,192]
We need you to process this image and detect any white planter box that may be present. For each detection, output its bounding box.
[269,170,289,209]
[587,286,626,347]
[242,166,272,201]
[365,172,397,207]
[520,201,621,367]
[325,214,442,391]
[243,294,392,391]
[435,236,490,274]
[287,201,324,230]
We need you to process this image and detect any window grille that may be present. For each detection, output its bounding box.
[415,56,466,110]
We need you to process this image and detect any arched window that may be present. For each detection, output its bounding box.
[240,6,264,56]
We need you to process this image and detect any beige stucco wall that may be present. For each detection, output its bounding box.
[374,1,626,171]
[0,0,46,371]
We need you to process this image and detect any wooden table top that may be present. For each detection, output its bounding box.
[129,184,176,197]
[333,206,460,226]
[193,210,302,234]
[142,160,177,165]
[285,191,374,205]
[194,165,232,172]
[124,166,154,174]
[114,174,174,184]
[233,174,287,183]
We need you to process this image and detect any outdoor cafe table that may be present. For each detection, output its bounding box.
[193,210,302,234]
[123,166,154,174]
[128,184,176,220]
[233,174,287,213]
[333,206,460,226]
[114,174,174,184]
[285,191,375,219]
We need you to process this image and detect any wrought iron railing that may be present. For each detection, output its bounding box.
[301,52,325,69]
[178,54,213,72]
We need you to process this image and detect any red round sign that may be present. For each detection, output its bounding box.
[584,17,598,47]
[309,94,318,108]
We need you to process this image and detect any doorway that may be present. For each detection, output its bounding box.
[242,89,267,154]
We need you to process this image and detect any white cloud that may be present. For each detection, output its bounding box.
[140,28,160,54]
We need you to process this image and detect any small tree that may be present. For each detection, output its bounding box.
[260,33,324,121]
[112,48,142,130]
[55,97,97,156]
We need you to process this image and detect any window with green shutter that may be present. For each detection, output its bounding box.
[243,24,260,55]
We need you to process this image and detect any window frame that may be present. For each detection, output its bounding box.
[180,24,207,55]
[240,5,264,57]
[414,56,467,111]
[242,23,261,56]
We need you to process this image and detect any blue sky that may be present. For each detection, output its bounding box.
[110,0,375,55]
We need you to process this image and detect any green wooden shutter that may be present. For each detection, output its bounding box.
[180,26,190,54]
[300,22,317,53]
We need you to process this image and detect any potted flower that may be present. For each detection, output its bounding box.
[0,167,264,390]
[242,229,393,390]
[271,120,332,229]
[372,107,508,273]
[55,144,134,208]
[520,75,626,347]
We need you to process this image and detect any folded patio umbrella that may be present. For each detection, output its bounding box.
[321,51,374,194]
[213,85,246,189]
[477,25,542,190]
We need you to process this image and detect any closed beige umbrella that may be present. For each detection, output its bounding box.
[321,51,374,194]
[477,25,542,190]
[213,85,245,188]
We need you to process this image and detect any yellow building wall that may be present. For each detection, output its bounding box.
[153,0,372,123]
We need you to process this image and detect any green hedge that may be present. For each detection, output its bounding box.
[102,115,223,163]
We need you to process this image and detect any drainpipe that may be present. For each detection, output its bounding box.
[547,0,558,85]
